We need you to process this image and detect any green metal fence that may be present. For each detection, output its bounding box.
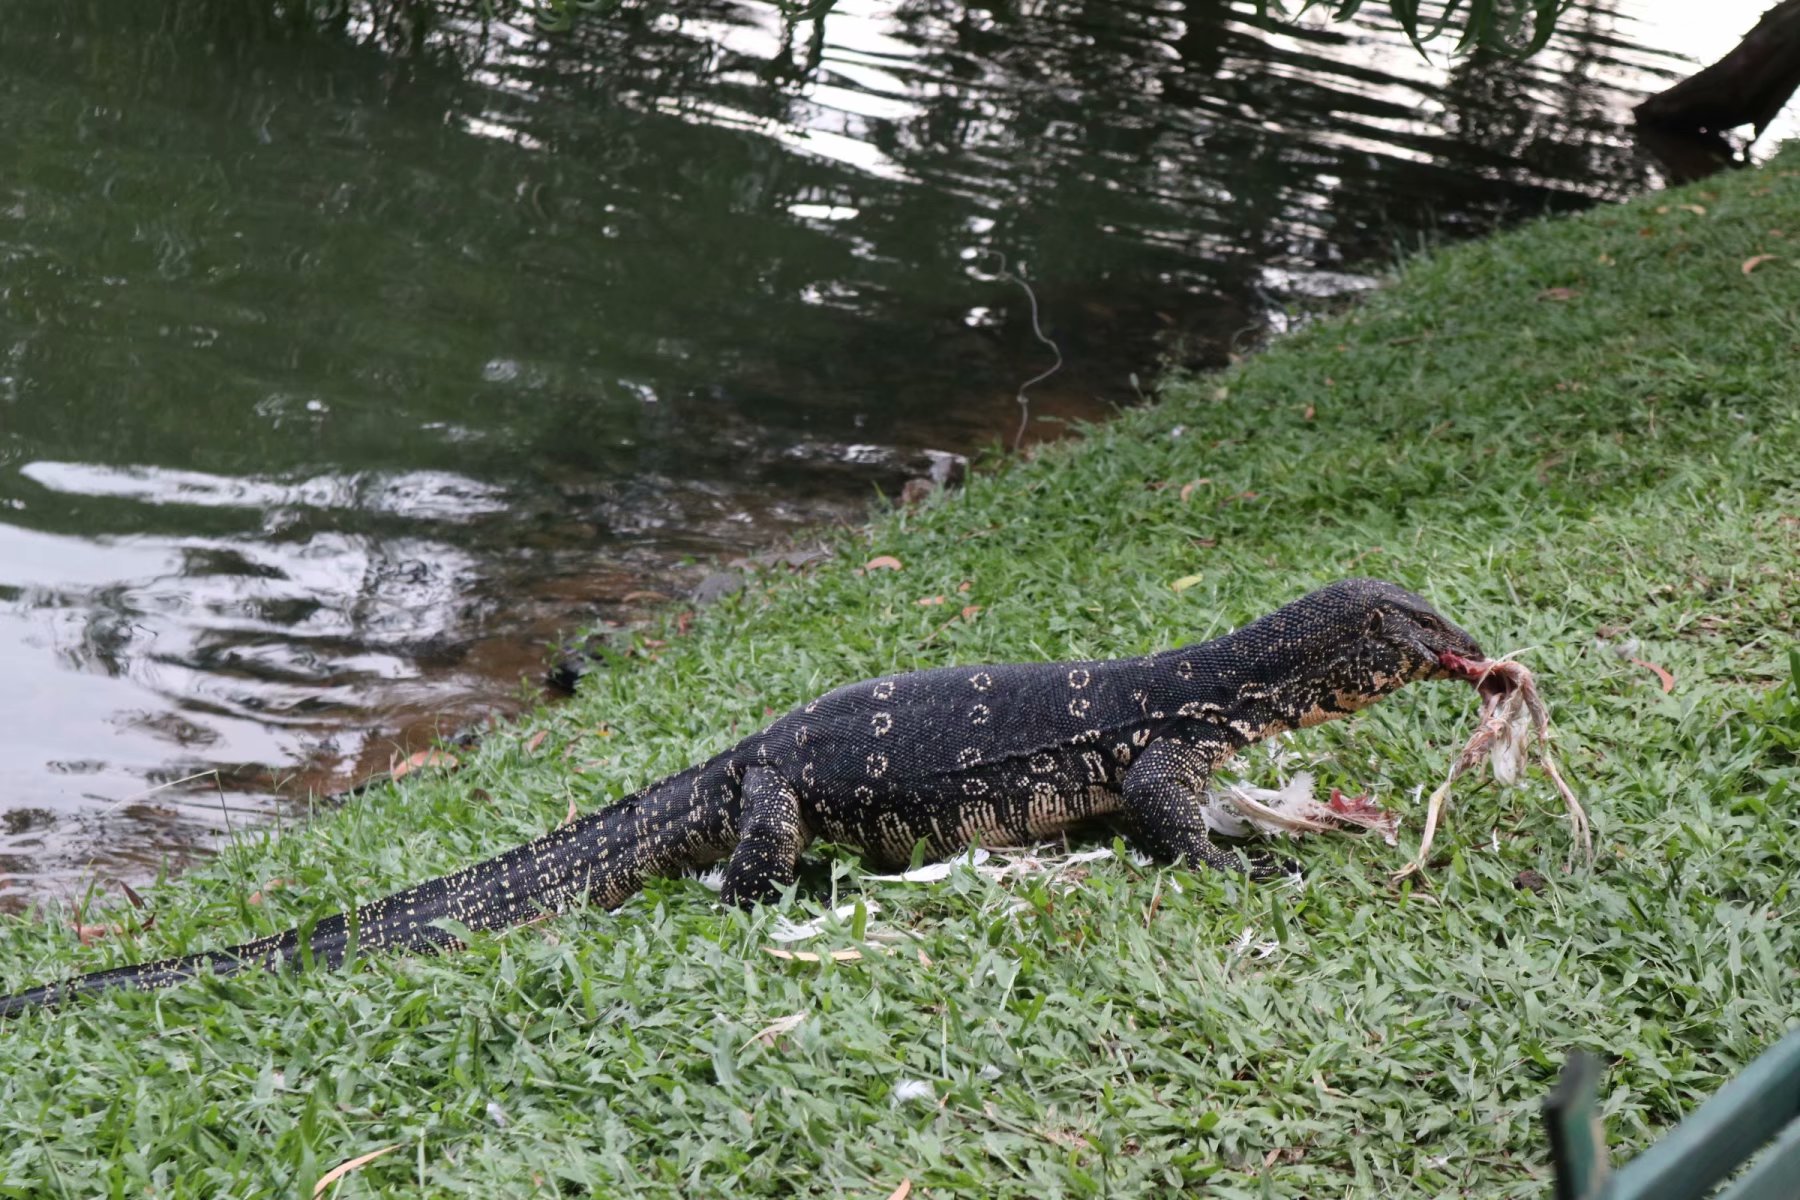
[1543,1030,1800,1200]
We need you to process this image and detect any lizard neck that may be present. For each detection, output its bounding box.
[1142,624,1414,742]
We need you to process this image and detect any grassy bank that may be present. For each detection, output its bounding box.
[3,155,1798,1197]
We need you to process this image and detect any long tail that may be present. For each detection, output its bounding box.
[0,756,733,1019]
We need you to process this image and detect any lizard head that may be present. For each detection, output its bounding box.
[1249,579,1488,706]
[1367,583,1485,675]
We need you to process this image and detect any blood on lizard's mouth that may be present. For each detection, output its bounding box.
[1439,651,1515,703]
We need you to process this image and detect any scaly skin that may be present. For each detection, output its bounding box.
[0,577,1484,1018]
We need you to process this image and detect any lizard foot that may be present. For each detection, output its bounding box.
[1246,852,1304,882]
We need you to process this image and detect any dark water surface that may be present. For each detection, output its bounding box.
[0,0,1759,903]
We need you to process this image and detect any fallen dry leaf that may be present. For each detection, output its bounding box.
[312,1145,400,1197]
[1302,404,1316,421]
[956,580,971,592]
[960,605,981,621]
[1537,287,1578,302]
[742,1011,809,1049]
[1628,656,1675,694]
[864,555,903,571]
[389,749,459,780]
[248,878,298,906]
[916,595,945,606]
[563,797,580,825]
[525,730,549,754]
[765,947,866,963]
[1178,478,1212,502]
[886,1181,913,1200]
[1742,254,1778,275]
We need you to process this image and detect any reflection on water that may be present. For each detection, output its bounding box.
[0,0,1763,903]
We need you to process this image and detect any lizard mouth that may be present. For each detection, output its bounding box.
[1439,651,1515,703]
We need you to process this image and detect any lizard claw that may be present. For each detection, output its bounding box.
[1246,852,1304,882]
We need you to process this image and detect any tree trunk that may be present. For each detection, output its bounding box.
[1633,0,1800,181]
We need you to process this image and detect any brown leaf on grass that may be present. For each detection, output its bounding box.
[864,555,903,571]
[765,947,865,963]
[525,730,549,754]
[621,590,672,604]
[742,1011,808,1050]
[563,797,580,825]
[1536,287,1578,302]
[389,749,459,780]
[886,1181,913,1200]
[248,878,298,906]
[676,610,694,636]
[1302,404,1316,421]
[1742,254,1778,275]
[916,595,945,607]
[312,1145,400,1197]
[72,922,112,946]
[1628,656,1675,693]
[1178,478,1212,503]
[956,580,971,593]
[960,605,981,621]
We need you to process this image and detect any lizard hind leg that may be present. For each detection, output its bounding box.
[720,766,808,908]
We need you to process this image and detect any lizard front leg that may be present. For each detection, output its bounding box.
[1122,738,1296,880]
[720,766,808,908]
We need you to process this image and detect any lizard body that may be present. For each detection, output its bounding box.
[0,577,1486,1017]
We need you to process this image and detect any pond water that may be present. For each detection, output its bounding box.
[0,0,1783,905]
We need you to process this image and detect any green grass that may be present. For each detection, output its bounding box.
[4,156,1800,1198]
